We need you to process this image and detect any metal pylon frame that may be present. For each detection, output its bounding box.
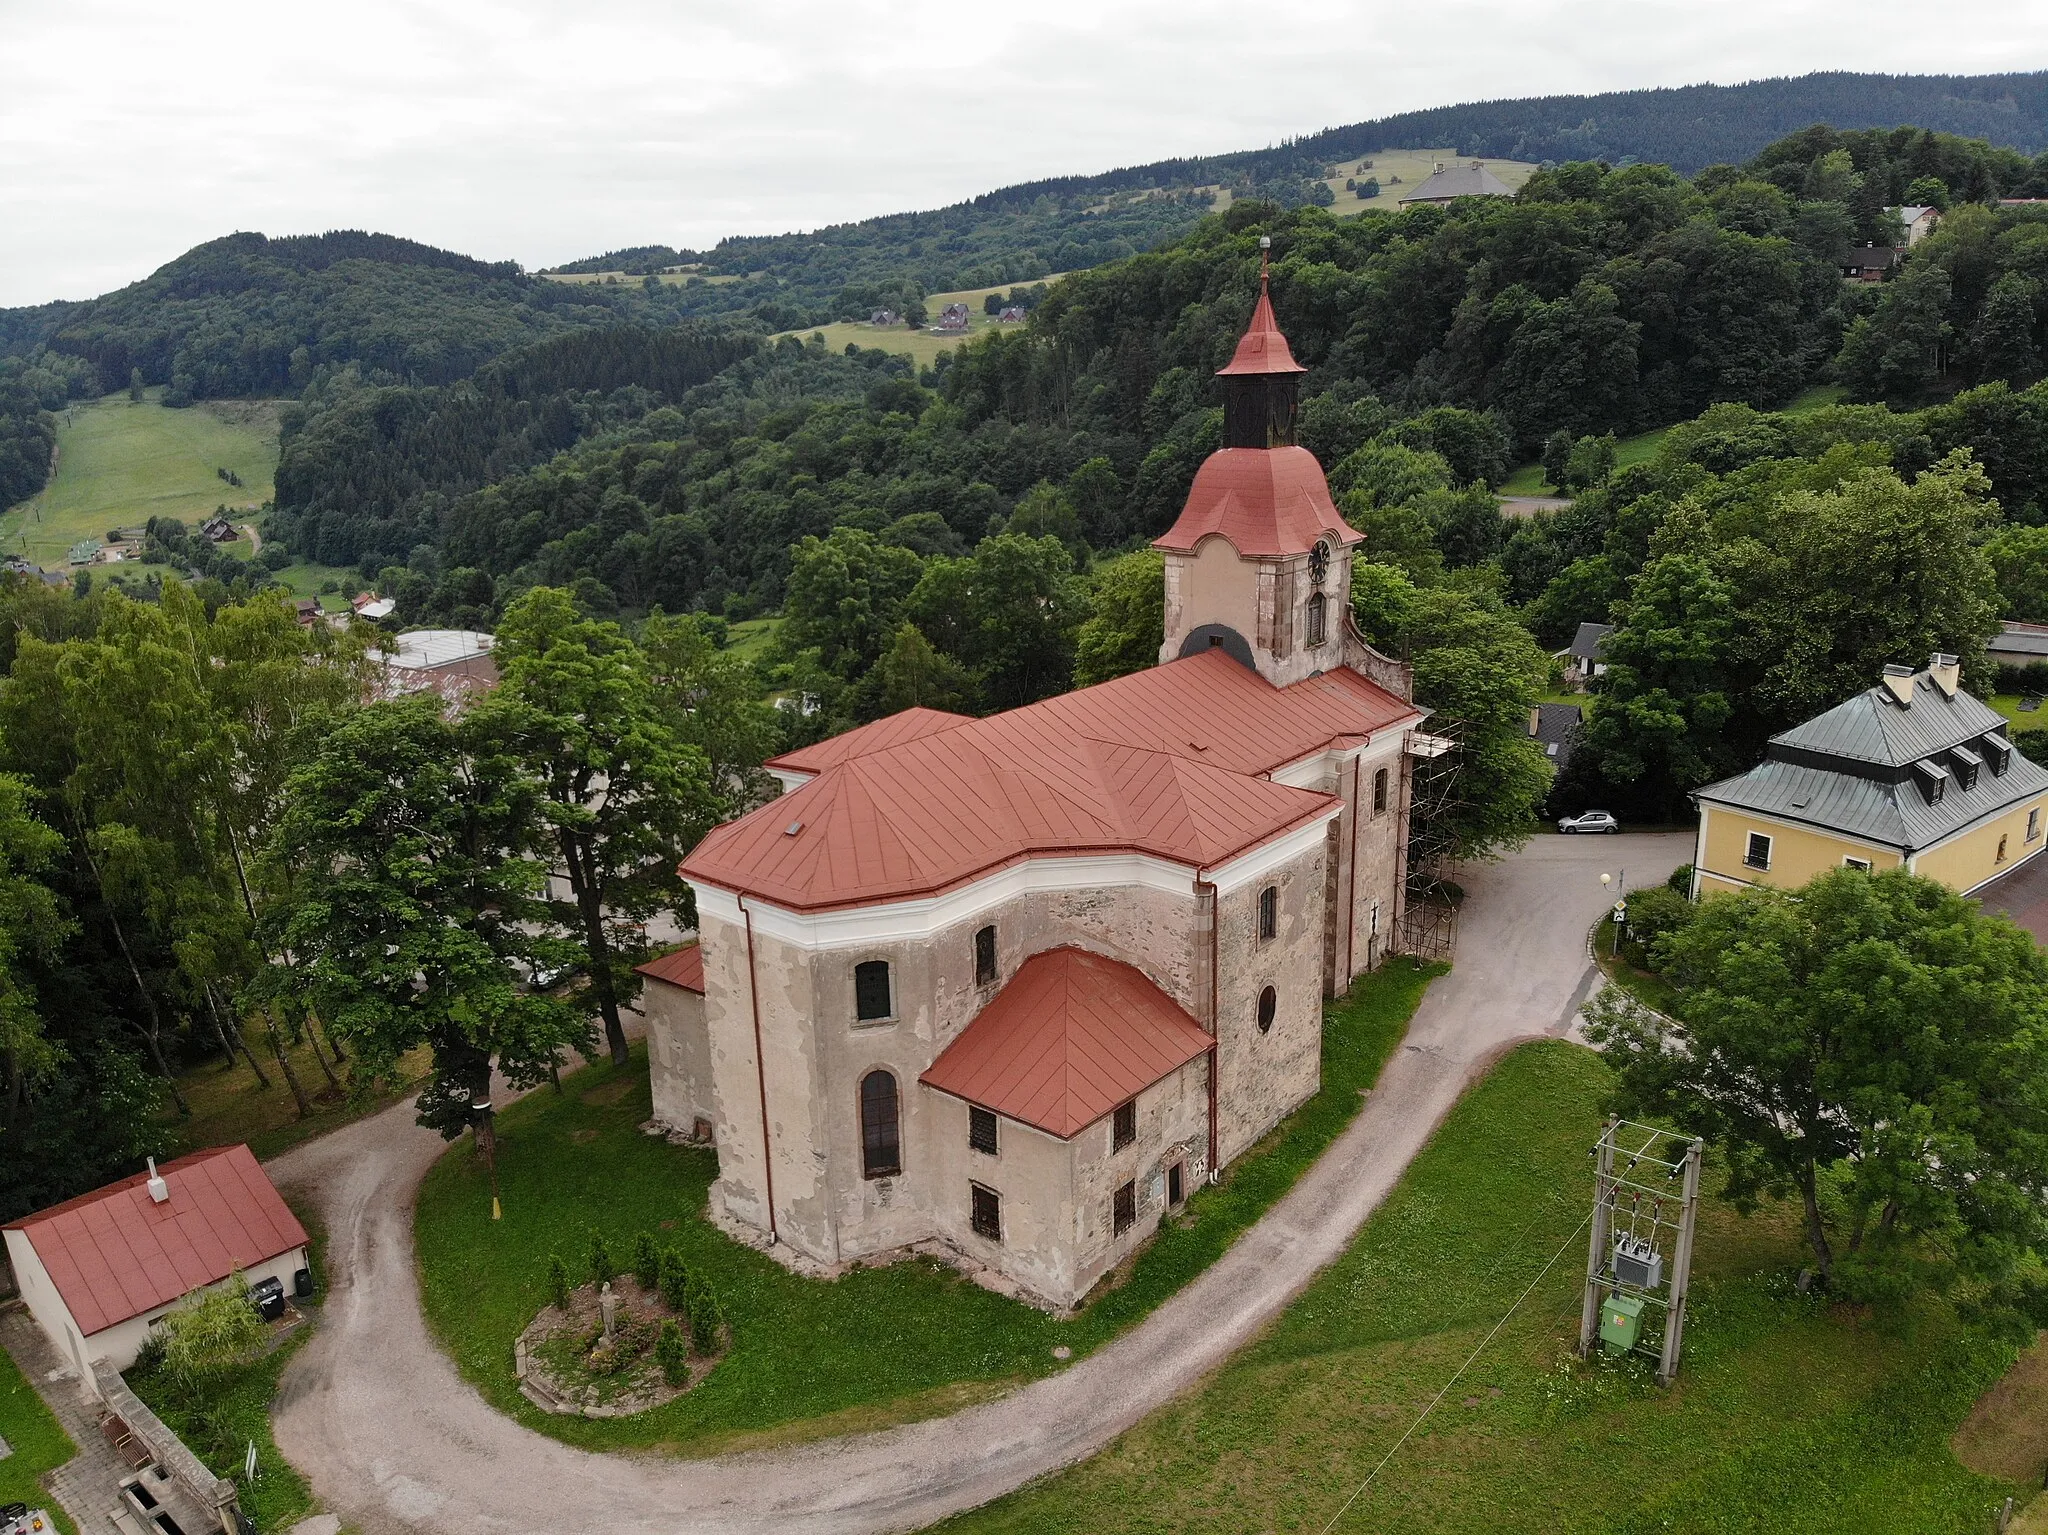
[1576,1116,1703,1386]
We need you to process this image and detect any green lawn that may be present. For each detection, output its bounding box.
[1500,386,1851,496]
[413,960,1441,1455]
[1592,915,1684,1015]
[1,391,279,570]
[0,1342,80,1534]
[724,615,783,665]
[944,1041,2029,1534]
[264,559,365,608]
[1992,695,2048,739]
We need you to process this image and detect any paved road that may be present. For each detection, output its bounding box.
[269,833,1688,1535]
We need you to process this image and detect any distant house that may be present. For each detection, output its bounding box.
[1397,161,1511,207]
[199,515,236,542]
[934,302,971,333]
[2,555,36,576]
[4,1144,309,1375]
[351,591,397,621]
[1842,245,1901,283]
[869,309,899,327]
[1561,622,1613,689]
[1889,204,1941,245]
[375,628,499,705]
[293,598,321,628]
[1988,620,2048,673]
[1529,702,1583,772]
[67,539,101,566]
[996,306,1029,323]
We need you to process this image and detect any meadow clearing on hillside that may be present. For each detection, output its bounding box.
[773,278,1074,365]
[1,388,278,568]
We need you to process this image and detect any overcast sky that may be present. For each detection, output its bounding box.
[3,0,2045,309]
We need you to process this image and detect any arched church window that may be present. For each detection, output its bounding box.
[1308,539,1330,587]
[1305,592,1328,648]
[860,1069,901,1178]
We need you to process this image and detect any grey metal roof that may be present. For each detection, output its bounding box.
[1694,748,2048,852]
[1989,622,2048,660]
[1398,164,1512,203]
[1567,622,1613,662]
[1771,669,2006,768]
[1532,703,1582,749]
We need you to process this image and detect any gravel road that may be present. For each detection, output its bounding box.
[268,832,1689,1535]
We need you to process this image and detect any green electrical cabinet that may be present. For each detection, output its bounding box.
[1599,1293,1647,1352]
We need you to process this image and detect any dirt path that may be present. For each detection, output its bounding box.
[268,833,1688,1535]
[240,522,261,554]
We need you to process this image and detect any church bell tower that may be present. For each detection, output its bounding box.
[1153,239,1365,691]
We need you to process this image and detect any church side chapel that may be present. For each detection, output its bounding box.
[665,262,1435,1308]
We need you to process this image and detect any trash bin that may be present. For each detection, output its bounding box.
[292,1267,314,1299]
[1599,1292,1646,1352]
[249,1275,286,1321]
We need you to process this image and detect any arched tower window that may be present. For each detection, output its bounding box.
[860,1070,901,1178]
[1305,592,1327,648]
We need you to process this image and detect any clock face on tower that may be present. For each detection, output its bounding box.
[1308,539,1330,588]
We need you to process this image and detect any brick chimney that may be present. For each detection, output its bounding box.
[1927,653,1960,698]
[1879,664,1916,707]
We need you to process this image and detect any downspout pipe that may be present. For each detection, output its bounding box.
[1195,875,1220,1183]
[738,894,777,1244]
[1345,749,1363,986]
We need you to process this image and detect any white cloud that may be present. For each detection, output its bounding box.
[1,0,2044,306]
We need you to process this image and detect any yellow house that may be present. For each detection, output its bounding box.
[1692,654,2048,899]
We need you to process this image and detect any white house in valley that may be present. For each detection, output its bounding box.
[657,280,1436,1308]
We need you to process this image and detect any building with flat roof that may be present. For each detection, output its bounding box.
[374,629,499,704]
[1691,655,2048,899]
[669,278,1435,1308]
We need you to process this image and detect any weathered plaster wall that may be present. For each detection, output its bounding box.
[1212,840,1326,1167]
[644,980,712,1137]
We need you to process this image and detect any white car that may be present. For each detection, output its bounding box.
[1558,810,1619,834]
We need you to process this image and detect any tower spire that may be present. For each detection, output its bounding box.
[1217,236,1305,446]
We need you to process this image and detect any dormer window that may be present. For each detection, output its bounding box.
[1951,744,1982,791]
[1984,735,2013,776]
[1913,758,1949,806]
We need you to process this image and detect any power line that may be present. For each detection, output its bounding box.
[1314,1212,1593,1535]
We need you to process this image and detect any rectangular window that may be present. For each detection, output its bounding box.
[1112,1099,1136,1151]
[854,960,892,1021]
[1304,592,1327,647]
[974,924,997,986]
[969,1105,998,1156]
[1744,832,1772,871]
[1843,856,1871,873]
[1372,766,1389,815]
[2030,808,2042,842]
[970,1183,1002,1242]
[1257,884,1278,943]
[1112,1180,1136,1237]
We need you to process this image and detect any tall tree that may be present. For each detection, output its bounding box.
[1588,868,2048,1333]
[1073,550,1165,687]
[271,697,587,1133]
[485,588,719,1065]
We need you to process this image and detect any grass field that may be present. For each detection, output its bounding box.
[1326,148,1537,215]
[944,1040,2032,1534]
[0,1342,79,1534]
[724,614,782,664]
[1,390,279,570]
[413,961,1439,1455]
[265,559,366,611]
[772,278,1071,367]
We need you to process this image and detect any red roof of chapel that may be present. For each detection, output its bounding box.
[6,1144,307,1337]
[635,943,705,993]
[920,947,1215,1138]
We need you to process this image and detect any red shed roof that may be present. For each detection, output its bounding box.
[765,706,974,777]
[635,943,704,993]
[6,1145,308,1337]
[1216,278,1307,376]
[1153,446,1360,558]
[920,947,1213,1138]
[682,649,1418,912]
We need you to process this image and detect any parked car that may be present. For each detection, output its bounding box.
[1559,810,1619,834]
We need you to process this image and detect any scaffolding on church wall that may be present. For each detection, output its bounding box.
[1394,720,1468,963]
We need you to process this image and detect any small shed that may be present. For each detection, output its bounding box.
[1988,620,2048,673]
[1562,622,1614,688]
[4,1145,309,1375]
[636,944,712,1141]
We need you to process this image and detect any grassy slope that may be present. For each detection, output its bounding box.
[0,1343,80,1535]
[1,390,279,569]
[413,961,1439,1455]
[945,1042,2022,1534]
[773,280,1071,367]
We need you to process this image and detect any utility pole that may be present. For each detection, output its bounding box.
[1578,1119,1702,1384]
[1578,1116,1617,1356]
[1657,1138,1703,1386]
[472,1092,502,1221]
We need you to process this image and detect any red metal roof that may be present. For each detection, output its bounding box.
[920,947,1213,1138]
[1216,279,1307,376]
[1153,447,1361,557]
[765,706,974,777]
[6,1145,308,1337]
[635,943,705,992]
[682,650,1418,912]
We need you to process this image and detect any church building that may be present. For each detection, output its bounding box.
[666,274,1434,1308]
